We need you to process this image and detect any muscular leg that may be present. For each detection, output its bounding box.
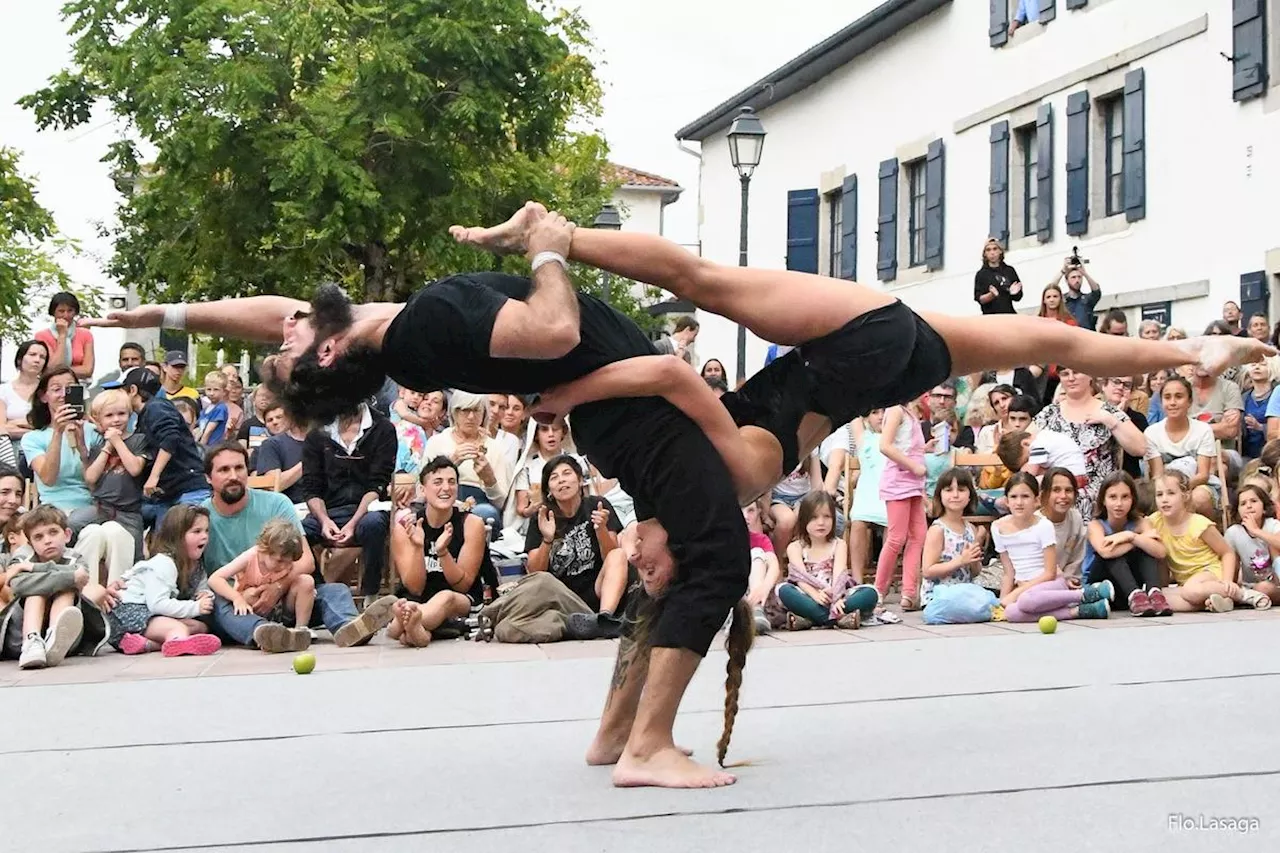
[585,631,651,766]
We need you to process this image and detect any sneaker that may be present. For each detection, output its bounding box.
[1206,593,1235,613]
[1147,587,1173,616]
[752,606,771,635]
[18,633,47,670]
[1127,588,1153,617]
[119,633,151,655]
[253,623,311,654]
[334,594,397,648]
[161,634,222,657]
[1239,588,1272,610]
[44,607,84,666]
[564,612,605,641]
[835,611,862,630]
[1082,580,1115,605]
[1077,600,1111,619]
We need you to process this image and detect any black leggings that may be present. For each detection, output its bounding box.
[1091,550,1160,609]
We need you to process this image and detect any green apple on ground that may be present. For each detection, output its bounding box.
[293,653,316,675]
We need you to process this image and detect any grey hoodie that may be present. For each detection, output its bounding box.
[0,548,109,658]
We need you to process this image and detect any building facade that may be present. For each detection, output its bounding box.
[678,0,1280,376]
[610,164,684,236]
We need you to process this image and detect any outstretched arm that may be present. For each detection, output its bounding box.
[79,296,310,343]
[536,355,756,487]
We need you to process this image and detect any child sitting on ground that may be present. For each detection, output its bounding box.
[208,519,316,650]
[997,429,1088,488]
[107,504,222,656]
[921,468,985,609]
[777,491,877,630]
[743,496,781,634]
[3,506,92,669]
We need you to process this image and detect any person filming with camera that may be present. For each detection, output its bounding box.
[1048,248,1102,330]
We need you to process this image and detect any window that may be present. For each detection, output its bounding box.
[906,159,926,267]
[828,190,843,277]
[1102,95,1124,217]
[1017,125,1038,237]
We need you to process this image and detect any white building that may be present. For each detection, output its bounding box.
[610,163,684,236]
[677,0,1280,376]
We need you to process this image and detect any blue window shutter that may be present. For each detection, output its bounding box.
[1035,103,1054,243]
[1065,91,1090,236]
[1039,0,1057,24]
[989,0,1009,47]
[785,189,820,274]
[1241,270,1270,319]
[839,174,858,280]
[876,159,898,282]
[924,139,945,271]
[1123,68,1146,222]
[989,121,1010,246]
[1066,0,1088,8]
[1233,0,1269,102]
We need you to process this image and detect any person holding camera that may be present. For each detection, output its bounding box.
[974,239,1023,316]
[1051,250,1102,329]
[21,367,98,530]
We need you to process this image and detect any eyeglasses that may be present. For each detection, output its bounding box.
[930,392,956,400]
[1107,379,1134,389]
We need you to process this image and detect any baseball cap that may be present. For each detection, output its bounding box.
[164,350,188,367]
[118,366,163,397]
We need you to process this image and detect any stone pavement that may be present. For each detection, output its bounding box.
[1,609,1277,852]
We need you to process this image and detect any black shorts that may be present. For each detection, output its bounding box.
[801,300,953,428]
[720,350,813,475]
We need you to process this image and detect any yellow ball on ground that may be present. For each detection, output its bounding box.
[1038,615,1057,634]
[293,653,317,674]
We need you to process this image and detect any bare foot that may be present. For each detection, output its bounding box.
[405,606,431,648]
[585,734,692,766]
[448,201,547,256]
[1185,335,1276,375]
[612,746,735,788]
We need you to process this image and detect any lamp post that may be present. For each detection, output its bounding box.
[727,106,766,385]
[592,204,623,305]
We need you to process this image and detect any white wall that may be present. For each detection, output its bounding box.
[690,0,1280,374]
[612,188,668,236]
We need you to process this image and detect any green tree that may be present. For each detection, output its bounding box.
[0,147,82,342]
[24,0,658,333]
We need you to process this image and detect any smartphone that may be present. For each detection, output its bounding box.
[65,384,86,419]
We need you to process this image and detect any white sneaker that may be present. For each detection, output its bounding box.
[18,633,47,670]
[44,607,84,666]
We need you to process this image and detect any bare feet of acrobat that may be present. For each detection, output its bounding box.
[1183,335,1276,375]
[585,734,692,767]
[448,201,547,256]
[612,746,736,788]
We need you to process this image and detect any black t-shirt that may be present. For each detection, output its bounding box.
[400,507,492,605]
[524,495,622,610]
[380,272,658,394]
[1122,407,1148,480]
[974,264,1022,315]
[254,433,307,504]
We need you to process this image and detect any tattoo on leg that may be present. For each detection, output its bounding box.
[604,635,649,708]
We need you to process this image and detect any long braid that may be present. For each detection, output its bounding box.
[717,598,755,767]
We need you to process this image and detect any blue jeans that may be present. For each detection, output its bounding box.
[777,582,879,626]
[457,485,501,540]
[214,582,359,646]
[302,505,390,596]
[142,488,213,528]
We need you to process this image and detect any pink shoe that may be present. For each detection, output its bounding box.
[119,633,151,655]
[162,634,223,657]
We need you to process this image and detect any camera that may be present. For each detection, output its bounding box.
[1069,246,1089,267]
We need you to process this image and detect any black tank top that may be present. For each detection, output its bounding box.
[403,507,492,605]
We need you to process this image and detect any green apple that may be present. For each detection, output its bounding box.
[1038,615,1057,634]
[293,652,317,675]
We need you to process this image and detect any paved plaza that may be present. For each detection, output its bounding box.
[2,610,1278,853]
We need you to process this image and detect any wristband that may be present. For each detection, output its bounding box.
[162,303,187,330]
[531,251,567,273]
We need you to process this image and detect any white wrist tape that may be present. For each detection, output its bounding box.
[161,303,187,330]
[530,251,567,273]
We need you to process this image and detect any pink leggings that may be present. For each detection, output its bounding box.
[874,496,927,601]
[1005,577,1084,622]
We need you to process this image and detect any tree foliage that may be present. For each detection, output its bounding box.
[0,147,83,342]
[24,0,658,331]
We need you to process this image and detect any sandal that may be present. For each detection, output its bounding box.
[900,597,920,612]
[835,612,861,630]
[873,609,902,624]
[786,613,813,631]
[1239,588,1273,610]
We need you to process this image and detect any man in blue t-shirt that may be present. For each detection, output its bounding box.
[201,441,395,652]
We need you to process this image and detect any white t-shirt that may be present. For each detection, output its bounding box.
[993,516,1057,582]
[1143,419,1216,464]
[0,382,32,426]
[1028,431,1087,478]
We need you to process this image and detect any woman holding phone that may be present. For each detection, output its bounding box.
[20,367,100,531]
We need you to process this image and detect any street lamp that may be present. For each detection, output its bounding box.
[592,204,623,305]
[727,106,766,384]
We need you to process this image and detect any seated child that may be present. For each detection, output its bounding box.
[107,504,222,656]
[1,506,104,670]
[997,429,1088,489]
[743,496,781,634]
[208,519,316,650]
[82,388,151,580]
